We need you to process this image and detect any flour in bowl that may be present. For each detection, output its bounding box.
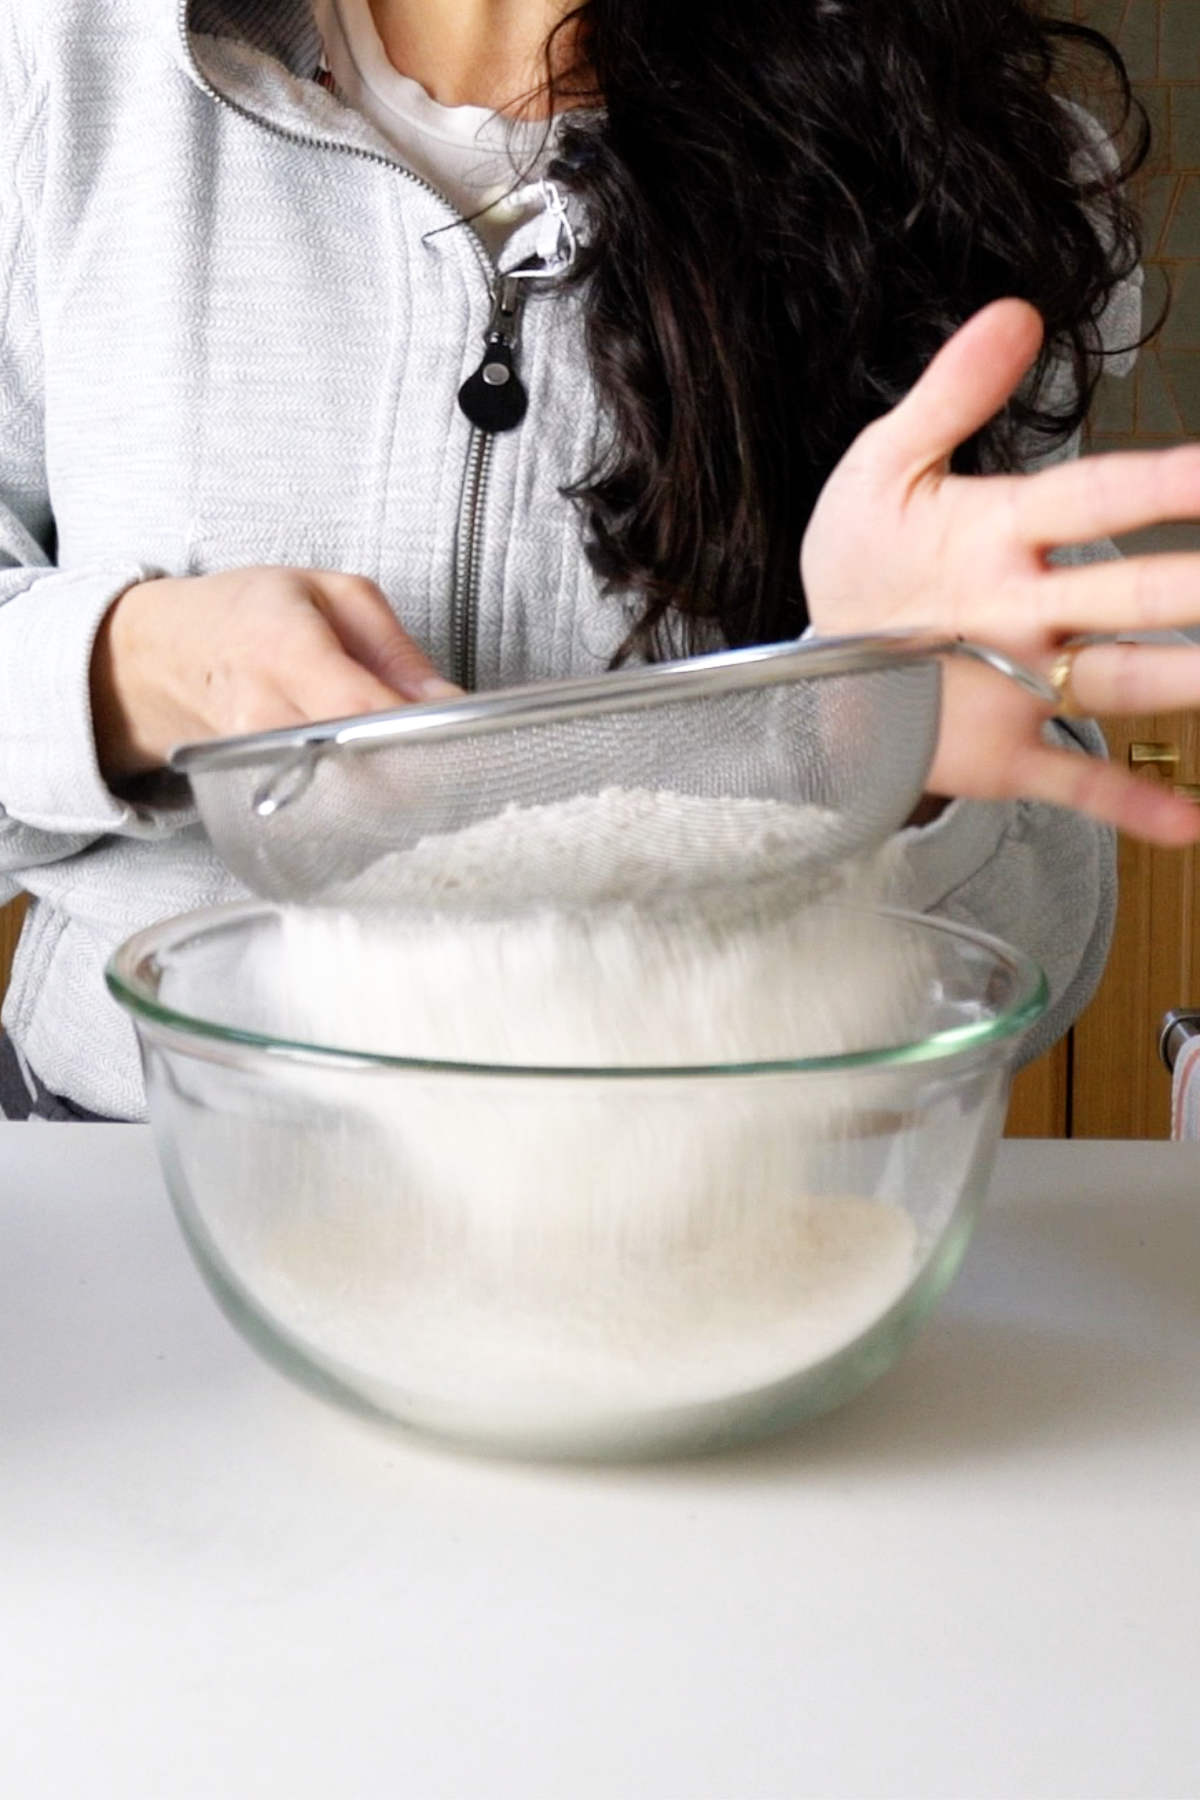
[224,787,934,1441]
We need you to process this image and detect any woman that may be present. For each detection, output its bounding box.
[2,0,1200,1120]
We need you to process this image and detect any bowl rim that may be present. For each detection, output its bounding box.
[105,900,1049,1081]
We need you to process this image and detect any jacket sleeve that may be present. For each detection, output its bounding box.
[0,13,191,906]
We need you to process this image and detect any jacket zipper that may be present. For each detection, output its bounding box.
[175,0,514,689]
[451,275,531,689]
[451,432,494,693]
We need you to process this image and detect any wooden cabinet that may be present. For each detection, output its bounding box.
[0,894,26,1018]
[1070,710,1200,1138]
[1006,1034,1071,1138]
[1006,709,1200,1140]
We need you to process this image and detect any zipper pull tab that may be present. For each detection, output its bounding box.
[457,275,529,433]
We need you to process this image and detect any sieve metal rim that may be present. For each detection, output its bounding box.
[168,629,965,777]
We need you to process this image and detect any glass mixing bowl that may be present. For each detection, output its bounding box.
[108,903,1045,1460]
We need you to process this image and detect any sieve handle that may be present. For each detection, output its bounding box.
[947,641,1057,705]
[252,747,320,817]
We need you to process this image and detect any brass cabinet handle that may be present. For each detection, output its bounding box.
[1128,742,1200,798]
[1129,741,1181,771]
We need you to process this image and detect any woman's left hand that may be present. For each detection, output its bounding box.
[801,297,1200,845]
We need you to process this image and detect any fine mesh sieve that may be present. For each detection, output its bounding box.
[171,632,1054,912]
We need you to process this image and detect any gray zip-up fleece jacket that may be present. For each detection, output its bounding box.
[0,0,1132,1117]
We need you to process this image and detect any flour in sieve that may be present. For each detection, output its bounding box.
[318,785,874,912]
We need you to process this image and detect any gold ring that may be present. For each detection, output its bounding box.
[1047,645,1083,718]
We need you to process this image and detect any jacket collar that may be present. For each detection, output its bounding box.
[170,0,387,162]
[176,0,323,80]
[170,0,583,278]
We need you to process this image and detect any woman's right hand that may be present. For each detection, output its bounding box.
[90,566,460,780]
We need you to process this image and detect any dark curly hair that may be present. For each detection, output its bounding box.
[533,1,1148,656]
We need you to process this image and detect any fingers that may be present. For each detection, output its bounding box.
[1007,740,1200,846]
[194,660,400,742]
[207,656,393,739]
[1029,554,1200,638]
[871,299,1045,478]
[1054,640,1200,716]
[1011,443,1200,551]
[285,639,411,725]
[208,694,308,741]
[305,572,462,701]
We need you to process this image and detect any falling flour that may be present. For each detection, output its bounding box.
[217,788,936,1440]
[255,789,927,1066]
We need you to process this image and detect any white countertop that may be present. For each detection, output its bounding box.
[3,1127,1199,1800]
